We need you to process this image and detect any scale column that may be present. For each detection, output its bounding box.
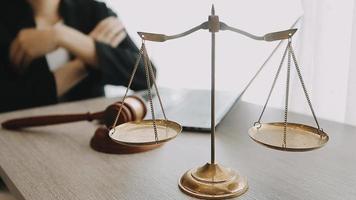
[178,6,248,199]
[209,4,219,164]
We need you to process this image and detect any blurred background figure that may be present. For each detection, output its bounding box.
[0,0,154,112]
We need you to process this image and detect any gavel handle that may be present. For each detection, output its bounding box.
[1,111,104,129]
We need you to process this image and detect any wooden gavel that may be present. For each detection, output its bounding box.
[1,96,163,154]
[2,96,146,129]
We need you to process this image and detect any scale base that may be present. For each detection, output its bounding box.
[178,163,248,199]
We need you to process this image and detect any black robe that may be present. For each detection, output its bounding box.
[0,0,153,112]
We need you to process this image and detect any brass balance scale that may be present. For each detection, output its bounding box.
[108,5,329,199]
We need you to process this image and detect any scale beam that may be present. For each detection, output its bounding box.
[138,22,297,42]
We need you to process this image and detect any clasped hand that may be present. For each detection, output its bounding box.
[10,28,58,69]
[9,17,127,72]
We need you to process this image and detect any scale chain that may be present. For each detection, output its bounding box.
[283,40,292,148]
[289,44,322,131]
[142,42,159,142]
[255,42,289,126]
[111,46,143,131]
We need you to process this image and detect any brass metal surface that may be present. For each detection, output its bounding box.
[137,32,167,42]
[249,122,329,151]
[263,29,297,41]
[179,163,248,199]
[109,119,182,147]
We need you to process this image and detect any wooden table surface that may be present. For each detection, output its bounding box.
[0,97,355,200]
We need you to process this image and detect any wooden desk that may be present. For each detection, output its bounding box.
[0,97,355,200]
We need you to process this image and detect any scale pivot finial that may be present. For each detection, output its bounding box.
[211,4,215,15]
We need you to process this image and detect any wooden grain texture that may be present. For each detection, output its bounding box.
[0,97,355,200]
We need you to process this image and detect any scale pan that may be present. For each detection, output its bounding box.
[248,122,329,151]
[109,119,182,147]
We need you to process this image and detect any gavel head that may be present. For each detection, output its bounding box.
[91,96,163,154]
[102,96,147,128]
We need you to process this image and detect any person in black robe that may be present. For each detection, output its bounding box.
[0,0,154,112]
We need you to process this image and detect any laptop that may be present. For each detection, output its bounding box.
[136,88,241,132]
